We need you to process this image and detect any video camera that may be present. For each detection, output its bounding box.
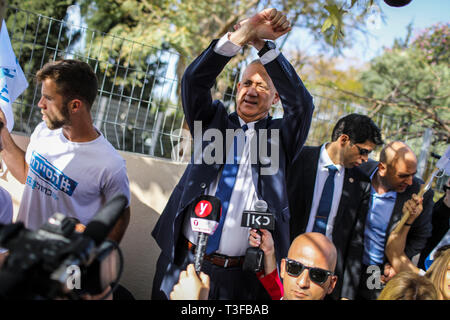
[0,194,127,300]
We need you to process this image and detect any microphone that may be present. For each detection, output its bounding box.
[241,200,275,231]
[189,195,221,273]
[50,194,128,286]
[83,194,128,246]
[241,200,275,272]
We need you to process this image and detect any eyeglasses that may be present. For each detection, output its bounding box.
[285,258,333,285]
[353,144,371,156]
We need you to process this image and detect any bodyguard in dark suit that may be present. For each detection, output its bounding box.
[287,114,383,300]
[151,9,314,299]
[353,141,433,300]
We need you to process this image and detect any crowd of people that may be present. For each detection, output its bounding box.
[0,8,448,301]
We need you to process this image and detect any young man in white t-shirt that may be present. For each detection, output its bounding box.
[0,60,130,243]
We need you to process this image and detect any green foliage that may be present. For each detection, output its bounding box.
[412,23,450,65]
[360,23,450,149]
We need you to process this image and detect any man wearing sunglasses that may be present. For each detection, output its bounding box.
[171,232,338,300]
[287,113,383,299]
[281,232,338,300]
[249,230,338,299]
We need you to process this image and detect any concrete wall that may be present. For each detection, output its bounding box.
[0,133,187,300]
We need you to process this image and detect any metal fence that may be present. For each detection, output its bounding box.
[5,6,434,167]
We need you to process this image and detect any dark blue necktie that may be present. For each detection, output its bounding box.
[313,165,338,235]
[206,124,248,254]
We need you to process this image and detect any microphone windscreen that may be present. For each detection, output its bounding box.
[190,195,221,235]
[254,200,268,213]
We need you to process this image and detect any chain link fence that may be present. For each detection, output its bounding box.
[5,6,437,174]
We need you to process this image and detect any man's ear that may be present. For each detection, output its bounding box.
[327,275,337,295]
[272,92,280,105]
[338,134,350,144]
[69,99,82,113]
[378,162,387,176]
[280,258,286,280]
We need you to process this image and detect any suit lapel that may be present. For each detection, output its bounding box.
[300,147,320,232]
[332,169,351,238]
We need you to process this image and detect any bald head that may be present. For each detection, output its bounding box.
[380,141,417,167]
[288,232,337,272]
[281,232,338,300]
[377,141,417,193]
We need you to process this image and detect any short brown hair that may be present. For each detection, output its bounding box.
[36,59,98,109]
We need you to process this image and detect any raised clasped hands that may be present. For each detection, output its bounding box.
[232,8,291,48]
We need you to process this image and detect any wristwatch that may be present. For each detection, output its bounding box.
[257,41,276,57]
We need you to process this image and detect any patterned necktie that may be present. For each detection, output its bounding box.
[206,124,248,254]
[313,165,338,235]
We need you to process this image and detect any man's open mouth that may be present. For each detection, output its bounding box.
[244,99,257,105]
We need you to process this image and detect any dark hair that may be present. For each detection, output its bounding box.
[331,113,383,145]
[36,60,98,109]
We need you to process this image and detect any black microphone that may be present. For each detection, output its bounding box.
[83,194,128,246]
[189,195,221,273]
[241,200,275,273]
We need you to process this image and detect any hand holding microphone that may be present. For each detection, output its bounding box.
[249,228,277,276]
[241,200,275,273]
[189,195,221,273]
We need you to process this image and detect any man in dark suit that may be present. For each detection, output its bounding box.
[151,8,314,300]
[418,177,449,270]
[353,141,433,300]
[287,113,383,300]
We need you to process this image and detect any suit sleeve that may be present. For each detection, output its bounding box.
[404,188,434,258]
[181,40,232,134]
[263,54,315,162]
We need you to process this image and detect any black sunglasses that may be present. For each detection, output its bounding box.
[285,258,333,285]
[353,144,371,156]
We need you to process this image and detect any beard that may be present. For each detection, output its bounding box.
[44,102,71,130]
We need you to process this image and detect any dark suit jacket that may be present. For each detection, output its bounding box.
[287,145,371,300]
[151,40,314,297]
[418,196,450,269]
[345,159,434,299]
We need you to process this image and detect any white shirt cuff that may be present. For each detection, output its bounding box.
[214,33,241,57]
[260,48,280,65]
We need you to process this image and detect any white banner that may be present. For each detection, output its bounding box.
[0,19,28,132]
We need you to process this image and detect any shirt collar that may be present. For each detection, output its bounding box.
[370,168,398,199]
[319,143,343,173]
[238,116,257,130]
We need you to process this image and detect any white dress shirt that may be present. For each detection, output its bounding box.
[182,34,279,256]
[305,144,345,240]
